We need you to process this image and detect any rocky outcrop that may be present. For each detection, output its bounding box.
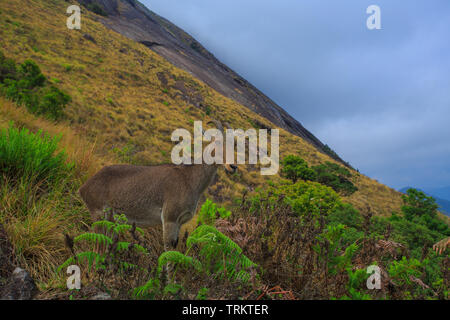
[78,0,348,165]
[0,268,38,300]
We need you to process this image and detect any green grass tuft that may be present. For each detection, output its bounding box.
[0,123,74,185]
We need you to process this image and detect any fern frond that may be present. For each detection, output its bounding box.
[58,251,104,273]
[135,226,145,235]
[115,241,148,254]
[186,225,256,282]
[157,251,202,274]
[118,261,139,271]
[114,224,132,235]
[92,220,115,232]
[132,243,148,254]
[74,233,112,247]
[57,256,77,273]
[132,278,160,299]
[116,241,132,252]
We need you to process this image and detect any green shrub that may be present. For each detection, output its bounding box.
[344,268,372,300]
[281,155,317,183]
[314,224,359,276]
[280,155,357,195]
[312,161,358,195]
[197,199,231,225]
[252,180,341,218]
[327,204,364,246]
[388,213,443,254]
[387,189,450,254]
[0,51,71,120]
[87,3,108,16]
[37,86,71,120]
[388,257,422,286]
[0,124,73,184]
[401,188,448,234]
[17,60,46,88]
[327,203,363,229]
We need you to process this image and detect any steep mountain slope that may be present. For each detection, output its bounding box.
[0,0,404,216]
[76,0,347,165]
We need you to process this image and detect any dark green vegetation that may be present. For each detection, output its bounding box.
[86,3,108,17]
[236,176,449,299]
[400,187,450,216]
[60,204,256,299]
[0,51,71,120]
[281,155,358,195]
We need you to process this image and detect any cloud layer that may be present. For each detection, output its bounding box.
[143,0,450,189]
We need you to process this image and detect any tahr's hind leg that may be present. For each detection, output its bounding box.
[161,220,181,283]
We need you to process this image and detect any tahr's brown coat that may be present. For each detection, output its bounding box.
[79,163,235,250]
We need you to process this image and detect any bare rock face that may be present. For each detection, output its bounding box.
[0,268,38,300]
[77,0,348,166]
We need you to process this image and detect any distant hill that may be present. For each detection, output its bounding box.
[400,187,450,216]
[424,186,450,202]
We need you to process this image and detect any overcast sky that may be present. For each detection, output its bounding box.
[142,0,450,190]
